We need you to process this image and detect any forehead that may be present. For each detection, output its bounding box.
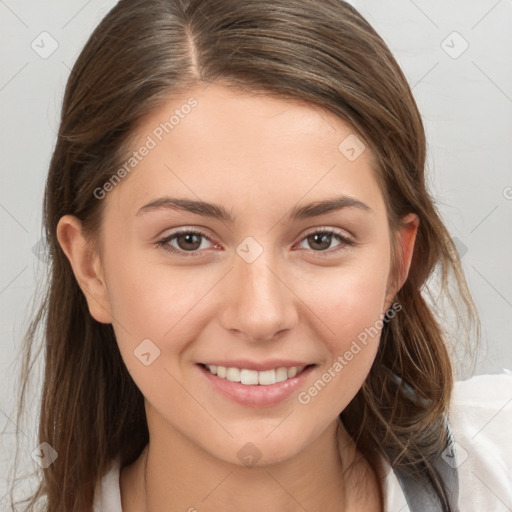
[106,82,385,219]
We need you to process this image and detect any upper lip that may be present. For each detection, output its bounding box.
[199,360,314,371]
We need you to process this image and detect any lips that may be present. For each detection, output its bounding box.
[196,362,316,408]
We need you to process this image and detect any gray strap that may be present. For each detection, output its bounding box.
[393,418,460,511]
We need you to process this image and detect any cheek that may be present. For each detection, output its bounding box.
[105,258,207,415]
[298,244,390,402]
[307,242,391,344]
[295,302,386,419]
[104,244,205,331]
[103,248,216,383]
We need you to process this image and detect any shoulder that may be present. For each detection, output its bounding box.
[448,371,512,510]
[93,458,123,512]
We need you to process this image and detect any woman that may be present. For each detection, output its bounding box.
[9,0,511,511]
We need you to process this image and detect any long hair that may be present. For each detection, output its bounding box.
[8,1,479,510]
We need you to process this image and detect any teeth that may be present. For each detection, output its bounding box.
[240,369,259,385]
[226,367,241,382]
[275,367,289,382]
[258,369,275,385]
[205,364,306,385]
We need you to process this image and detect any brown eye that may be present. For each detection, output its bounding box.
[175,232,203,251]
[307,232,333,251]
[297,229,355,254]
[156,229,214,256]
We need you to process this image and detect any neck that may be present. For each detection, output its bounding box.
[121,420,381,512]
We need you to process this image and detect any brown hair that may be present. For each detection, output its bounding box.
[8,0,479,510]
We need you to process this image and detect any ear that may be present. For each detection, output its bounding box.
[56,215,113,324]
[384,213,419,310]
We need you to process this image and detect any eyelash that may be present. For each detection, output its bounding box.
[155,228,355,257]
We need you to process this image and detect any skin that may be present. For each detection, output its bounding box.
[57,82,419,512]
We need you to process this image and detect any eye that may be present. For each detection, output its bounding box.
[296,228,355,255]
[156,229,215,257]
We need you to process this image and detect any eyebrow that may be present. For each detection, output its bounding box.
[136,195,372,221]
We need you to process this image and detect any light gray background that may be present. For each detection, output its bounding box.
[1,0,511,505]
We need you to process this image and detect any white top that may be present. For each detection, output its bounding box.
[92,372,512,511]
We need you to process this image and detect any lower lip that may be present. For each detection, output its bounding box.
[197,364,315,408]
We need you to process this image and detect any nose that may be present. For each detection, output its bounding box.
[218,241,299,342]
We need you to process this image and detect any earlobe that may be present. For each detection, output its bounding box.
[56,215,113,324]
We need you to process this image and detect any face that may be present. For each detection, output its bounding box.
[59,82,417,467]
